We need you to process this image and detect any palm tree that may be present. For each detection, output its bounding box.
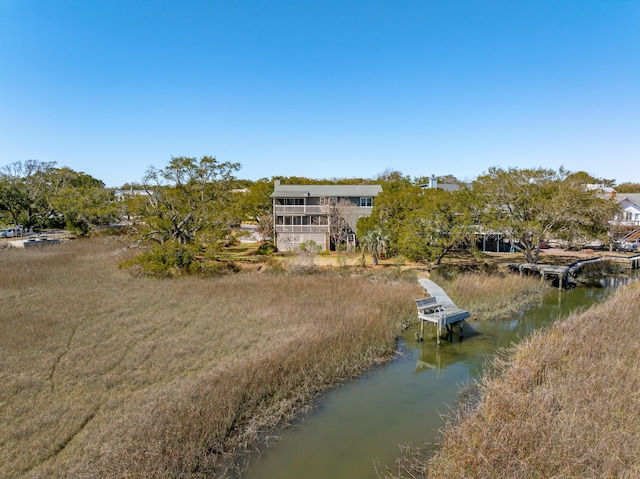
[360,226,388,266]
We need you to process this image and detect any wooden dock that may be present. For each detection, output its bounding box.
[602,253,640,270]
[507,262,580,289]
[416,278,470,344]
[508,254,640,289]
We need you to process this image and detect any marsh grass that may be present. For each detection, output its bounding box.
[0,238,419,478]
[390,282,640,479]
[431,270,551,320]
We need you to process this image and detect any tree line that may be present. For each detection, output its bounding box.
[0,160,119,235]
[1,157,632,268]
[357,168,622,265]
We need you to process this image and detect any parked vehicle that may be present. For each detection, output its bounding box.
[0,226,23,238]
[615,240,639,252]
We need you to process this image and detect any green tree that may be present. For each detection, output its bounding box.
[237,178,274,244]
[0,160,56,227]
[51,184,118,235]
[616,182,640,193]
[0,174,28,225]
[138,156,241,246]
[360,226,388,266]
[473,167,619,263]
[397,187,478,265]
[0,161,116,233]
[43,167,118,235]
[357,178,422,255]
[117,187,150,223]
[552,173,621,250]
[566,170,615,187]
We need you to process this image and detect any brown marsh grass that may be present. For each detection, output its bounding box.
[0,238,419,478]
[431,270,551,320]
[391,281,640,479]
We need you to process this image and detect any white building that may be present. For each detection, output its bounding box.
[616,194,640,227]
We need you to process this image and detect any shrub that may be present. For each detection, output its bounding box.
[291,240,321,269]
[200,260,241,276]
[120,241,199,276]
[120,241,246,278]
[255,242,276,255]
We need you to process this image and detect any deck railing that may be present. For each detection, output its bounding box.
[274,205,329,214]
[275,225,330,233]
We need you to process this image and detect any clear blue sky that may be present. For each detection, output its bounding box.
[1,0,639,187]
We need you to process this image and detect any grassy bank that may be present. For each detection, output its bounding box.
[431,270,551,320]
[392,281,640,478]
[0,238,419,478]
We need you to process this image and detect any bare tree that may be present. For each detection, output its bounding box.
[328,198,358,251]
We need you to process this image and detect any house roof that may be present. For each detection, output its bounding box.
[437,183,460,192]
[617,194,640,207]
[418,182,462,191]
[272,184,383,198]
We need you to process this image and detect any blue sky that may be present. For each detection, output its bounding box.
[1,1,639,187]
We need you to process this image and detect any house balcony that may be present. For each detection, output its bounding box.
[274,205,330,215]
[610,220,640,227]
[275,225,330,234]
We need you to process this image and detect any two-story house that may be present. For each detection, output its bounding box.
[272,181,382,251]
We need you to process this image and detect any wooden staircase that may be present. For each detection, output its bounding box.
[623,228,640,242]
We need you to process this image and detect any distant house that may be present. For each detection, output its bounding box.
[272,181,382,251]
[419,175,460,192]
[580,184,640,228]
[114,189,151,201]
[585,183,617,199]
[114,189,152,222]
[615,194,640,227]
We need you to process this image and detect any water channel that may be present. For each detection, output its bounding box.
[242,275,637,479]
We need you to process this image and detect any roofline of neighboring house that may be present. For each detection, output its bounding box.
[617,195,640,207]
[418,183,461,192]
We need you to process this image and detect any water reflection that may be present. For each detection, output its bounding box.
[415,347,444,374]
[601,274,635,289]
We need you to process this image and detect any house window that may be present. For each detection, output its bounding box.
[278,216,309,225]
[283,198,304,206]
[360,197,373,207]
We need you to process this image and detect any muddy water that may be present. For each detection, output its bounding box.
[242,276,636,479]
